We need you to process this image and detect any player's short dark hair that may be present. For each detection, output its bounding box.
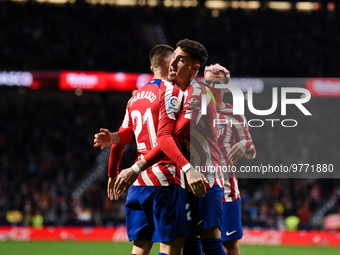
[149,44,174,69]
[176,39,208,67]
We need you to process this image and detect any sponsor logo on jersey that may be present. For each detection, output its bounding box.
[189,98,200,105]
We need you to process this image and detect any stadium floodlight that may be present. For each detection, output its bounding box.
[268,1,292,10]
[205,0,229,9]
[296,2,321,11]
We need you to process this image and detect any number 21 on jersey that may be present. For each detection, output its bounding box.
[131,108,157,152]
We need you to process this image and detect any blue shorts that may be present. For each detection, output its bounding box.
[125,184,192,243]
[221,198,243,242]
[188,185,223,234]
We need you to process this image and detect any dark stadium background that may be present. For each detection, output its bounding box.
[0,0,339,244]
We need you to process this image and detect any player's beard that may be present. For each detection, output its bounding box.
[168,74,176,83]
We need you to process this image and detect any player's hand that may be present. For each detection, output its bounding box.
[107,177,117,201]
[185,168,208,198]
[228,142,246,162]
[94,128,120,149]
[113,167,138,200]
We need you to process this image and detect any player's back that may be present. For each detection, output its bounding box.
[123,78,184,187]
[124,79,161,157]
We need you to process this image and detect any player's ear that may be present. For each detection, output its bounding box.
[150,66,154,73]
[190,63,200,77]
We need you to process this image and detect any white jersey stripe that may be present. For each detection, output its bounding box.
[140,170,153,186]
[151,164,168,186]
[122,106,130,129]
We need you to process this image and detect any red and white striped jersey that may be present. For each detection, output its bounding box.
[121,78,185,188]
[178,79,224,189]
[216,104,256,202]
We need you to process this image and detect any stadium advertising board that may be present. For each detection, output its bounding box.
[2,72,340,97]
[0,71,33,87]
[324,214,340,230]
[1,227,339,246]
[306,78,340,97]
[0,71,59,89]
[59,71,153,91]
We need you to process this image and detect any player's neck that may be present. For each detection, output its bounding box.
[216,102,226,111]
[215,90,226,111]
[153,72,169,82]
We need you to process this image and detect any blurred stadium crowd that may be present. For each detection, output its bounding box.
[0,2,339,77]
[0,90,134,226]
[0,2,339,230]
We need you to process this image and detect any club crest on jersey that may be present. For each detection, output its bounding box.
[217,124,225,137]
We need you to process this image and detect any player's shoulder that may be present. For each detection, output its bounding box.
[128,79,161,107]
[160,80,181,97]
[189,78,217,99]
[139,78,163,91]
[145,78,163,87]
[226,103,233,109]
[218,105,247,126]
[218,104,244,117]
[160,79,175,89]
[190,78,204,92]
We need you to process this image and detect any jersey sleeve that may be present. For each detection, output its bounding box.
[117,126,135,144]
[155,83,191,170]
[108,143,125,178]
[108,126,127,177]
[121,104,132,129]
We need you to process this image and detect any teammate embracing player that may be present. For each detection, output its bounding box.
[204,64,256,255]
[114,39,227,255]
[95,44,192,255]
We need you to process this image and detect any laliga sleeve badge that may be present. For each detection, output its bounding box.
[168,96,179,112]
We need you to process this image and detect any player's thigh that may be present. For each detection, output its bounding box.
[199,226,221,239]
[132,240,153,255]
[222,239,239,255]
[189,185,223,234]
[160,237,185,255]
[222,239,239,250]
